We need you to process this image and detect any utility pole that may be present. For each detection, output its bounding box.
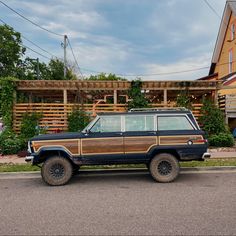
[63,35,67,78]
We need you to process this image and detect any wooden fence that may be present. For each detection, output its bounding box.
[13,103,203,133]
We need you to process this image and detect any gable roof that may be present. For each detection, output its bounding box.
[210,0,236,75]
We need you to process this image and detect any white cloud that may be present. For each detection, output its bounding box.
[142,53,212,81]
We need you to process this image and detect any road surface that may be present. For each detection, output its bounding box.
[0,170,236,235]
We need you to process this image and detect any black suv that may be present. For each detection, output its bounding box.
[26,108,210,186]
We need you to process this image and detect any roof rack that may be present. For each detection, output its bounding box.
[128,107,189,112]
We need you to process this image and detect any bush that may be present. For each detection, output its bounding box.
[208,132,235,147]
[0,129,26,155]
[20,112,43,139]
[68,110,90,132]
[128,79,149,109]
[200,99,226,135]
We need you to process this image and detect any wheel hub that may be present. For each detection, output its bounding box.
[158,161,172,176]
[50,163,65,179]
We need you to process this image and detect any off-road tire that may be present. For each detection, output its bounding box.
[149,153,180,183]
[41,156,73,186]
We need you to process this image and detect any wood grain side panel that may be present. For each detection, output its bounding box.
[159,135,203,145]
[82,137,123,155]
[33,140,79,155]
[124,136,157,153]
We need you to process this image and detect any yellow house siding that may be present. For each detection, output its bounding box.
[215,12,236,79]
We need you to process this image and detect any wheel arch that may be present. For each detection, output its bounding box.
[34,147,74,165]
[148,147,180,162]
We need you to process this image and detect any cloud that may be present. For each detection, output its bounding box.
[141,53,212,81]
[0,0,227,80]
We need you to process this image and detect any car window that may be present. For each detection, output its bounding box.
[125,115,154,131]
[90,116,121,132]
[158,116,194,131]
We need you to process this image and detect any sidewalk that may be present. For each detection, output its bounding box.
[1,150,236,164]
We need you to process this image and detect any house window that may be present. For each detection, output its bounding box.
[229,49,233,73]
[231,24,235,40]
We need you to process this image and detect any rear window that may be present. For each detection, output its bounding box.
[158,116,194,131]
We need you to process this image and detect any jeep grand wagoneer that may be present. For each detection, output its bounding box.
[26,108,210,186]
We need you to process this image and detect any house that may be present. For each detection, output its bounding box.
[208,0,236,128]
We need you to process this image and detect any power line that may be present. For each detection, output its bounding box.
[0,18,57,58]
[21,44,51,60]
[0,0,63,37]
[203,0,222,19]
[67,37,85,79]
[203,0,235,34]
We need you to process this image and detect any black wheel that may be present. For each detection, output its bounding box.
[41,156,73,186]
[149,153,180,183]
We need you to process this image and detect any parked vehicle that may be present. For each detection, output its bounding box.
[26,108,210,186]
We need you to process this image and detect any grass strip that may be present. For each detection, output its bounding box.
[0,159,236,172]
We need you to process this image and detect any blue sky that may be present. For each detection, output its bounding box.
[0,0,226,80]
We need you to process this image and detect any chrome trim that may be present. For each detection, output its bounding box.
[27,141,32,154]
[202,152,211,159]
[25,155,34,162]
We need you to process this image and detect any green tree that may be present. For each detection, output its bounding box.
[0,24,25,78]
[48,59,76,80]
[128,79,149,109]
[87,73,126,81]
[23,57,50,80]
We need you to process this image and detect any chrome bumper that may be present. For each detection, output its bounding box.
[202,152,211,159]
[25,155,34,163]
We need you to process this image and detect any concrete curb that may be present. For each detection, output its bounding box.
[0,166,236,179]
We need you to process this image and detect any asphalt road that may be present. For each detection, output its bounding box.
[0,170,236,235]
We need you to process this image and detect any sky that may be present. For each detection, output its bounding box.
[0,0,226,80]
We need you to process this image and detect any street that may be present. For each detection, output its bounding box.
[0,170,236,235]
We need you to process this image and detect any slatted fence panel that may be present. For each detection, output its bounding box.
[13,103,203,133]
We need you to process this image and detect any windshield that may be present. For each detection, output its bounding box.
[82,116,99,133]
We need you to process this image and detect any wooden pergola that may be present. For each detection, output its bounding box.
[13,80,221,133]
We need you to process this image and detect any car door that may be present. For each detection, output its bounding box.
[123,114,157,162]
[81,115,124,163]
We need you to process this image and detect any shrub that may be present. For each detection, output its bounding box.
[68,110,90,132]
[176,92,192,109]
[208,132,235,147]
[199,99,226,135]
[0,129,26,155]
[128,79,149,109]
[20,112,43,139]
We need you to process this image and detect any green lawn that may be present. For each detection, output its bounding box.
[0,159,236,172]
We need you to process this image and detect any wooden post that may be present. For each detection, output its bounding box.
[163,89,167,106]
[63,89,67,104]
[63,89,68,131]
[114,90,118,104]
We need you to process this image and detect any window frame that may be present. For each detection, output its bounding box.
[124,114,156,132]
[231,23,235,41]
[229,48,233,73]
[157,114,197,131]
[89,115,122,133]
